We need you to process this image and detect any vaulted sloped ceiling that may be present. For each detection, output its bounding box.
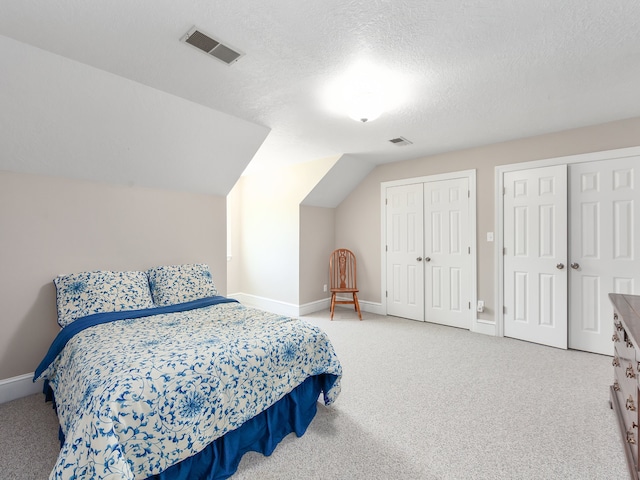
[302,155,376,208]
[0,35,269,196]
[1,1,640,197]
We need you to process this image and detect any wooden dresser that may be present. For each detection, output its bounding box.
[610,293,640,480]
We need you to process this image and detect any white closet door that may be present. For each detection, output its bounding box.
[504,165,568,349]
[569,158,640,355]
[386,183,424,321]
[424,177,471,329]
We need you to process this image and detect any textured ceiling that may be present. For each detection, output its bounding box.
[1,0,640,179]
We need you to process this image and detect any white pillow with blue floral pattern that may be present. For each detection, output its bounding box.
[147,263,218,306]
[54,270,154,327]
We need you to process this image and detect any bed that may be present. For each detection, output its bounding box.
[34,264,342,479]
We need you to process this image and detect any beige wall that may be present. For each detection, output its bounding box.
[0,171,227,380]
[227,157,338,305]
[335,116,640,320]
[299,206,335,305]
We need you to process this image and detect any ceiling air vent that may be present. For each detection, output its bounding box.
[180,26,243,65]
[388,136,413,147]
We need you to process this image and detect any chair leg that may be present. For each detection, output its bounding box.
[330,293,336,320]
[353,292,362,320]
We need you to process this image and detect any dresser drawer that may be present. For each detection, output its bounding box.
[614,383,640,462]
[614,323,638,362]
[627,419,639,467]
[614,354,639,387]
[609,294,640,479]
[614,369,638,408]
[614,355,638,419]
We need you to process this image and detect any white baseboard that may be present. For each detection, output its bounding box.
[0,373,43,404]
[334,296,385,316]
[358,299,385,315]
[227,293,330,317]
[299,298,331,315]
[227,292,383,317]
[472,319,497,336]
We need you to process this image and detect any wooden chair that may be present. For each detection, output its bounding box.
[329,248,362,320]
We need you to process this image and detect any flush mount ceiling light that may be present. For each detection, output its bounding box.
[340,67,385,123]
[345,80,384,123]
[323,61,408,123]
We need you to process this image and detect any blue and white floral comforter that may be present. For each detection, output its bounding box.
[35,299,342,479]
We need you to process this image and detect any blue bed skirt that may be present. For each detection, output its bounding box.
[150,373,337,479]
[46,374,337,480]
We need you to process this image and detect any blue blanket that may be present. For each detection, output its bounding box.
[34,296,238,380]
[34,298,342,479]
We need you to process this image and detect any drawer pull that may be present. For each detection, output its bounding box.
[615,321,624,332]
[626,396,636,412]
[627,339,634,349]
[614,380,621,391]
[627,430,636,445]
[627,365,637,379]
[613,356,620,367]
[612,332,620,342]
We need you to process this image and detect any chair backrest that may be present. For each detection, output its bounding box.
[329,249,357,290]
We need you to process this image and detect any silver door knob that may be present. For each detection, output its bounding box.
[416,257,422,262]
[556,263,565,270]
[425,257,431,262]
[570,263,580,270]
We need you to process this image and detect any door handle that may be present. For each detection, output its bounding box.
[556,263,565,270]
[416,257,422,262]
[425,257,431,262]
[570,263,580,270]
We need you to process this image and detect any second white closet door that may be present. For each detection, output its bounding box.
[569,158,640,355]
[424,177,471,329]
[503,165,568,349]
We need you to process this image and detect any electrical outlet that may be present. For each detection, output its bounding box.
[477,300,484,313]
[323,284,327,292]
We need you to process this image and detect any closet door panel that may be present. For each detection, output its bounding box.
[424,177,471,329]
[569,158,640,354]
[386,183,425,321]
[504,165,568,349]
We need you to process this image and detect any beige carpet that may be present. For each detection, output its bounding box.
[0,309,628,479]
